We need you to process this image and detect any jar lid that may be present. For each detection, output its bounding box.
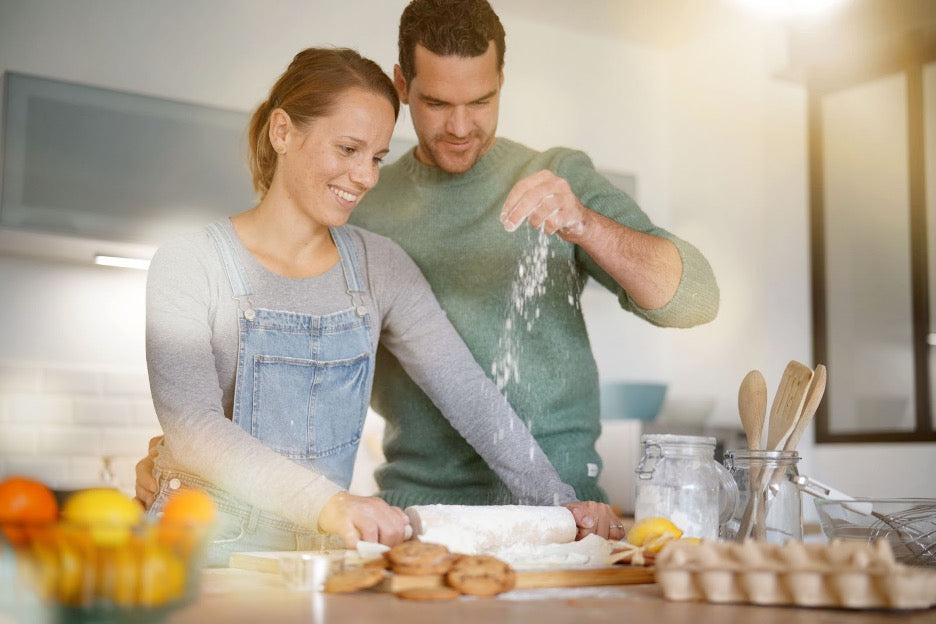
[640,433,716,446]
[724,448,800,460]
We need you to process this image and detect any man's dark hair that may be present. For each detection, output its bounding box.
[398,0,506,83]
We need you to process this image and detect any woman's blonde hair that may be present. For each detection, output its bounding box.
[247,47,399,197]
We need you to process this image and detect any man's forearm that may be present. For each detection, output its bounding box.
[563,207,683,310]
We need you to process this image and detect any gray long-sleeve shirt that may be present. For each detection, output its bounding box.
[147,219,576,530]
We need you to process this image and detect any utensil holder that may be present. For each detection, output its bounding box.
[723,449,802,543]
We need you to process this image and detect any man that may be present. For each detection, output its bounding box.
[347,0,718,526]
[138,0,718,539]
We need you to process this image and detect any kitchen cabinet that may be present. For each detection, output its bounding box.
[0,72,254,249]
[0,71,420,267]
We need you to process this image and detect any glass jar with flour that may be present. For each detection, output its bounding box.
[634,434,738,540]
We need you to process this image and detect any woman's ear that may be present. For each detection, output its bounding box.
[268,108,291,154]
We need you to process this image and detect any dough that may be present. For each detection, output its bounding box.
[492,533,614,569]
[404,504,578,555]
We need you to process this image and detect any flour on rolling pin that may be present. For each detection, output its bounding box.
[404,505,613,569]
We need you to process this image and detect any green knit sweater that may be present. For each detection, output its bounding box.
[350,138,719,507]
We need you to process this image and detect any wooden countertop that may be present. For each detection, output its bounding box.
[164,567,936,624]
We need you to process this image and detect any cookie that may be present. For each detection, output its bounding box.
[394,586,460,601]
[445,554,516,597]
[323,566,386,594]
[391,554,456,576]
[386,541,455,575]
[362,556,390,570]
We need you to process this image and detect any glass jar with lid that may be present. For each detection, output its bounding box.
[634,434,739,540]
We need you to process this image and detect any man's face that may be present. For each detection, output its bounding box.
[395,42,503,174]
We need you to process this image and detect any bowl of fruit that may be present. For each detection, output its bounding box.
[0,475,216,623]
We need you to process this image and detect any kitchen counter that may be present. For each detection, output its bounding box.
[164,567,936,624]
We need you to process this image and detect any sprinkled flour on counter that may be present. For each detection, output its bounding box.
[487,533,613,570]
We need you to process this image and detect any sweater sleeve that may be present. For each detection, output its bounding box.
[553,149,720,328]
[363,234,578,506]
[145,233,342,530]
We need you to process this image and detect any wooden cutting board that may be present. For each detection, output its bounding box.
[382,565,655,592]
[228,551,655,590]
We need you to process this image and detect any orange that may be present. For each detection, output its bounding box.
[160,488,216,527]
[0,475,59,546]
[158,488,216,557]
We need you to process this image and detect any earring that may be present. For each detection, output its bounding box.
[275,144,286,154]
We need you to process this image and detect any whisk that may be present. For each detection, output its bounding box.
[794,475,936,568]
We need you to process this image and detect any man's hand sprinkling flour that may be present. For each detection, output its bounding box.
[500,170,588,240]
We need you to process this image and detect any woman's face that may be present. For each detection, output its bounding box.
[277,87,395,227]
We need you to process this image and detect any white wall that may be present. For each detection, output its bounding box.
[0,0,932,500]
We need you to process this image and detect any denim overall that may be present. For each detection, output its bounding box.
[152,221,375,565]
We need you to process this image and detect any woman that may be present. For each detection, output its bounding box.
[146,48,593,566]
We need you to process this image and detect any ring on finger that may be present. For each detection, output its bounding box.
[610,524,625,530]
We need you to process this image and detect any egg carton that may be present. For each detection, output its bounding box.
[655,539,936,610]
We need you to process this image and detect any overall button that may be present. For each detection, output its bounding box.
[168,478,181,490]
[244,309,256,321]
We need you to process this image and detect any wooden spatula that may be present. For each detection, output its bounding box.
[760,364,829,501]
[783,363,826,453]
[765,360,813,450]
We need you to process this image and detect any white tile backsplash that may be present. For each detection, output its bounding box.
[42,367,101,395]
[102,371,151,397]
[38,427,105,456]
[73,398,134,426]
[0,365,41,393]
[0,361,161,496]
[7,395,73,424]
[0,426,39,455]
[0,359,380,499]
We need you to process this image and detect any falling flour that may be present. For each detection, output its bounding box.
[491,226,582,396]
[488,225,583,503]
[491,227,551,393]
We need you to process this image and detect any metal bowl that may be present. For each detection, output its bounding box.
[814,498,936,568]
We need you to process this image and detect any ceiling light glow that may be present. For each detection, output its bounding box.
[730,0,851,20]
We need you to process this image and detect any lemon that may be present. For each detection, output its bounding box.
[137,540,186,607]
[62,488,142,548]
[627,517,683,552]
[96,536,140,606]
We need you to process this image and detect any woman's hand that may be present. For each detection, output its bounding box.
[564,501,626,541]
[133,435,164,509]
[318,491,411,548]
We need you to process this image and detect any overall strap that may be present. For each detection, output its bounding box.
[206,220,255,317]
[329,226,368,317]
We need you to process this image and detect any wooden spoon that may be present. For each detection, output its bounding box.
[765,360,814,451]
[738,370,767,450]
[783,364,827,453]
